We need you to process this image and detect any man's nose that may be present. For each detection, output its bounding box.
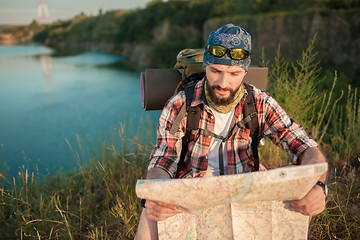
[217,73,229,89]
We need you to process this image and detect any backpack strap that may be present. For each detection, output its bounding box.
[169,80,201,178]
[182,80,201,144]
[169,79,200,136]
[243,83,260,171]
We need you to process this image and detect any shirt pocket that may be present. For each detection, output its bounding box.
[233,127,252,151]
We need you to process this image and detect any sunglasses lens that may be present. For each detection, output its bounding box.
[207,45,250,60]
[230,49,250,60]
[208,45,227,57]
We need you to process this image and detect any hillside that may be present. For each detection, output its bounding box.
[1,1,359,81]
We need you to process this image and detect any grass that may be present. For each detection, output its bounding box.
[309,169,360,239]
[0,124,152,239]
[259,37,360,240]
[1,41,360,239]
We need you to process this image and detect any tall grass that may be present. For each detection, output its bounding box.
[1,40,359,239]
[259,37,360,239]
[308,84,360,240]
[0,123,152,239]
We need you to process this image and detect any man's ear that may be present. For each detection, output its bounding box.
[241,70,248,78]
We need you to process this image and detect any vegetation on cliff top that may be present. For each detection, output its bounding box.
[1,0,359,65]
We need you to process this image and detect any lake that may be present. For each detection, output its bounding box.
[0,45,161,177]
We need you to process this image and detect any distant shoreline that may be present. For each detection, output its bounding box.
[0,24,14,30]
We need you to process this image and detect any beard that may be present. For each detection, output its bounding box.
[205,80,240,106]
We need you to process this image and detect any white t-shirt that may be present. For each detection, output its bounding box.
[204,107,235,177]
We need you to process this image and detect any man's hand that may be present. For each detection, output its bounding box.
[290,184,326,216]
[135,168,181,239]
[143,168,181,221]
[145,200,182,221]
[291,146,328,216]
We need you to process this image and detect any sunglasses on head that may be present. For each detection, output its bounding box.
[206,45,250,60]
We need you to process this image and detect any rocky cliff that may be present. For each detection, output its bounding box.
[120,9,359,79]
[0,30,34,45]
[203,10,360,77]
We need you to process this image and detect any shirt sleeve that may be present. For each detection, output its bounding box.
[147,92,186,178]
[256,89,318,164]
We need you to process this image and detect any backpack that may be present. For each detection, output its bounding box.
[168,49,261,175]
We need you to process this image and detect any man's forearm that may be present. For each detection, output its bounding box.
[299,146,328,182]
[147,167,171,180]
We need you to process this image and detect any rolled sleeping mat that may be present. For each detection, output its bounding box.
[140,69,182,111]
[140,67,268,111]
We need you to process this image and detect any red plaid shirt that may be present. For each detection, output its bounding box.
[148,79,317,178]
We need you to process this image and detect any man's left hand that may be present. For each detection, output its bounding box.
[290,184,326,216]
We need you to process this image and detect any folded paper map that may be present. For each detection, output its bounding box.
[136,163,328,239]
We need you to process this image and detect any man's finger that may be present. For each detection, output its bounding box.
[291,202,325,216]
[145,200,182,221]
[147,209,179,221]
[155,201,181,211]
[152,203,181,214]
[146,200,181,212]
[308,205,326,216]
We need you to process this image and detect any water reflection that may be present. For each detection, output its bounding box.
[0,46,160,177]
[0,45,53,57]
[40,54,53,92]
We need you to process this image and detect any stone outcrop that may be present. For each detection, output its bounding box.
[0,31,34,45]
[119,10,360,76]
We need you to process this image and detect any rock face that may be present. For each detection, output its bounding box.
[204,10,360,77]
[0,31,34,45]
[120,42,152,68]
[120,10,359,75]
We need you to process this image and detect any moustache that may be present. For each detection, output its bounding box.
[212,85,231,91]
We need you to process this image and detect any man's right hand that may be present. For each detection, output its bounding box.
[145,200,182,221]
[143,168,181,221]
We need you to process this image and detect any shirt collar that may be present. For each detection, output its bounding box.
[190,78,206,107]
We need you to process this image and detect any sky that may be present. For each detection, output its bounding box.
[0,0,153,25]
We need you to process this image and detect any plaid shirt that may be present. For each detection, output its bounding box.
[148,79,318,178]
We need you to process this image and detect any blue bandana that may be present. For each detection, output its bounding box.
[203,23,251,71]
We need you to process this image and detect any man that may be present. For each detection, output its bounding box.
[135,23,327,239]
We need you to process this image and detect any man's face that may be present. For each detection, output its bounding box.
[205,64,247,105]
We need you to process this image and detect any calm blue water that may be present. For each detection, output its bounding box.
[0,45,160,177]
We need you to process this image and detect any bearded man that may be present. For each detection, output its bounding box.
[135,23,328,240]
